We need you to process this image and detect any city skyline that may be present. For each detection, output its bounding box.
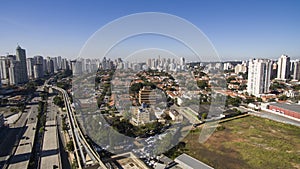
[0,1,300,60]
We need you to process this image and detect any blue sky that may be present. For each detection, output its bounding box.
[0,0,300,61]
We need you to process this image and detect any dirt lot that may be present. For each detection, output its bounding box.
[172,116,300,169]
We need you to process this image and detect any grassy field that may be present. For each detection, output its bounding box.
[167,116,300,169]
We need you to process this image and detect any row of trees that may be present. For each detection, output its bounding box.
[53,95,64,108]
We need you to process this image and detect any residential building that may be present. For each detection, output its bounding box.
[131,107,151,126]
[293,61,300,80]
[61,58,68,70]
[0,56,9,84]
[72,60,83,76]
[247,59,272,97]
[271,61,278,79]
[180,57,185,66]
[26,58,34,79]
[51,57,58,73]
[33,64,44,79]
[277,54,290,80]
[9,61,20,85]
[57,56,62,69]
[46,57,54,74]
[234,63,247,74]
[168,109,183,122]
[223,62,233,70]
[138,86,157,105]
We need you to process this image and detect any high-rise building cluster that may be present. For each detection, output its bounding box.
[246,54,300,96]
[116,56,187,72]
[71,58,102,76]
[0,45,70,86]
[71,56,188,76]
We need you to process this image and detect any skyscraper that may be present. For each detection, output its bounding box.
[277,54,290,80]
[247,59,272,97]
[15,45,28,83]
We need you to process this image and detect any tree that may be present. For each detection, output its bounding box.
[66,141,74,152]
[244,97,255,104]
[226,76,236,83]
[53,96,64,108]
[256,98,263,102]
[197,80,208,90]
[17,102,26,112]
[278,95,288,101]
[130,83,144,93]
[227,96,241,107]
[10,107,18,113]
[201,113,208,120]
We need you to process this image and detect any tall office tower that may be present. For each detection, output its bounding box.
[33,64,44,79]
[293,61,300,80]
[277,54,290,80]
[26,58,34,79]
[15,45,28,83]
[57,56,62,69]
[247,59,272,97]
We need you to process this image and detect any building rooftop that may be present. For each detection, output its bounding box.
[175,153,214,169]
[269,103,300,113]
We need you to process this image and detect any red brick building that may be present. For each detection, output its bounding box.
[268,103,300,119]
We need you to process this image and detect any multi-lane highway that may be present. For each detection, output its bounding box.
[39,96,61,169]
[4,97,40,169]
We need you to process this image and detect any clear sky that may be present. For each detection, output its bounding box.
[0,0,300,61]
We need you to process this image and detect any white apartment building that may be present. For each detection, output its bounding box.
[277,54,290,80]
[247,59,272,97]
